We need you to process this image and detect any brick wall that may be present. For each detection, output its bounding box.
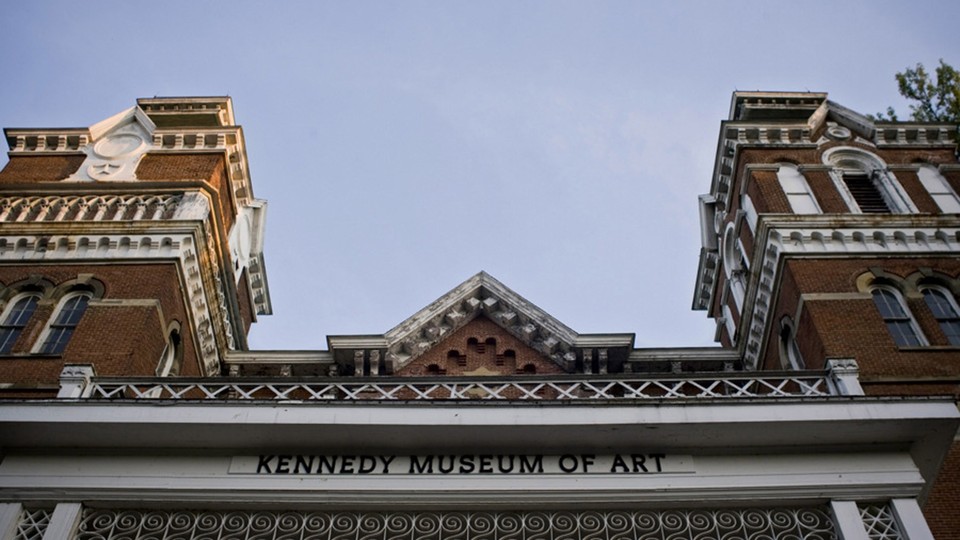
[924,441,960,540]
[731,144,959,220]
[136,153,237,232]
[767,258,960,393]
[0,155,86,183]
[0,262,200,394]
[396,316,567,377]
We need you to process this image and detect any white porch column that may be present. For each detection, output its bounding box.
[57,365,96,398]
[890,498,934,540]
[0,503,23,540]
[41,503,81,540]
[826,359,864,396]
[830,501,870,540]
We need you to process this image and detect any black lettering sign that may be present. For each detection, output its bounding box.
[410,455,433,474]
[257,455,274,474]
[249,453,674,475]
[519,455,543,473]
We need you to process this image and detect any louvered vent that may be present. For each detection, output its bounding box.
[843,173,890,213]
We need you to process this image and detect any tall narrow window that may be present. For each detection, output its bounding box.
[920,286,960,345]
[778,317,805,370]
[871,286,925,347]
[777,164,821,214]
[37,292,90,354]
[917,165,960,213]
[723,223,747,310]
[0,294,40,354]
[156,328,184,376]
[843,172,891,213]
[823,147,916,214]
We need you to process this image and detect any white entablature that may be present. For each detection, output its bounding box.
[0,207,236,376]
[738,217,960,369]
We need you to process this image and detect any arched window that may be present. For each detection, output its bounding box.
[870,285,925,347]
[35,292,91,355]
[156,326,184,376]
[0,293,41,354]
[917,165,960,213]
[777,164,821,214]
[722,223,747,310]
[920,285,960,345]
[778,317,805,370]
[823,148,916,214]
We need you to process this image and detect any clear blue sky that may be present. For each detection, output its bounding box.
[1,1,957,350]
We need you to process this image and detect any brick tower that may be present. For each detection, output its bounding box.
[693,91,960,537]
[0,97,270,395]
[1,95,958,540]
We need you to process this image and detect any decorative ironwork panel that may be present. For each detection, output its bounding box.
[15,508,51,540]
[86,372,834,402]
[858,503,904,540]
[76,507,836,540]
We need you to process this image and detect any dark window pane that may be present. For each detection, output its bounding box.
[39,294,89,355]
[0,296,39,354]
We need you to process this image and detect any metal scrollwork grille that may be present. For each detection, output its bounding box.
[75,507,836,540]
[15,508,51,540]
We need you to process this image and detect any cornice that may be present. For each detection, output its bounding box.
[0,221,237,376]
[737,216,960,369]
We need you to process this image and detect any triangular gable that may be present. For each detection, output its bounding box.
[327,271,635,375]
[806,100,876,142]
[384,271,578,371]
[67,106,157,182]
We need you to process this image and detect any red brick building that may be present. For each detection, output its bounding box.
[0,95,957,540]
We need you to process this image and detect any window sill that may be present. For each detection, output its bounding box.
[897,345,960,352]
[0,353,64,359]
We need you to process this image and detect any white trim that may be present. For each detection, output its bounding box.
[0,292,41,354]
[722,223,746,311]
[917,164,960,213]
[742,193,759,233]
[740,220,960,369]
[890,498,935,540]
[778,317,805,370]
[868,285,927,347]
[829,501,871,540]
[156,321,183,377]
[40,503,81,540]
[918,284,960,345]
[0,503,21,540]
[822,147,918,214]
[777,164,822,214]
[0,231,229,376]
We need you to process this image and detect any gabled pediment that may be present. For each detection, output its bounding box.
[67,106,157,182]
[816,100,876,141]
[328,272,635,375]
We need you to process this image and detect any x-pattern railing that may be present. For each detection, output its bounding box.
[85,372,835,401]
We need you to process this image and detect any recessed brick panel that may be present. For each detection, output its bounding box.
[396,316,566,377]
[135,153,236,231]
[0,155,85,183]
[0,263,201,387]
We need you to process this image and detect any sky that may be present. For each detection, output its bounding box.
[0,1,957,351]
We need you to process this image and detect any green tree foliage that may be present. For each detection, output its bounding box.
[873,59,960,123]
